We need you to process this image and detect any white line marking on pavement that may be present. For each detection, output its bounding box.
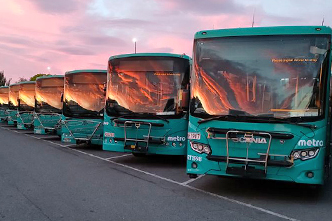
[25,134,42,140]
[183,185,299,221]
[181,174,205,185]
[24,134,71,148]
[68,148,300,221]
[105,154,132,160]
[46,140,73,148]
[7,128,300,221]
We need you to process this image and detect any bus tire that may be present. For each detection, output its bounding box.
[324,155,331,181]
[132,152,146,157]
[188,173,198,179]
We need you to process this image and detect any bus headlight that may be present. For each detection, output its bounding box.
[291,148,319,161]
[190,141,211,155]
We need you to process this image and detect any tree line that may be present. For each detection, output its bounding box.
[0,71,49,86]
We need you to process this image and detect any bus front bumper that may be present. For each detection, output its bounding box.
[187,149,325,185]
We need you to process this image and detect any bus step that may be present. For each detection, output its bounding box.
[226,166,266,177]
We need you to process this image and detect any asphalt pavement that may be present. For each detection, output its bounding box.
[0,123,331,221]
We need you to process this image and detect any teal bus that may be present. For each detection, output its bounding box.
[17,81,35,130]
[34,75,64,135]
[61,70,107,145]
[0,86,9,122]
[187,26,332,185]
[7,83,20,125]
[103,53,191,156]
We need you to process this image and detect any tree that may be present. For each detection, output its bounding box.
[16,77,28,83]
[0,71,11,86]
[30,73,49,81]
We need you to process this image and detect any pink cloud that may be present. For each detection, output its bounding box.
[1,0,331,83]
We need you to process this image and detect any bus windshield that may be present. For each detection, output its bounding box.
[0,87,9,107]
[106,56,190,117]
[35,77,64,113]
[9,85,20,110]
[191,35,330,120]
[63,72,106,118]
[19,83,35,111]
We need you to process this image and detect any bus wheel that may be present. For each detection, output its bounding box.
[324,156,331,181]
[132,152,146,157]
[188,174,198,179]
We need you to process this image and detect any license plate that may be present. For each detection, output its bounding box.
[188,132,201,140]
[63,138,71,142]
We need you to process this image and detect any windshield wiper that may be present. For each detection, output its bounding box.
[198,115,316,129]
[113,113,169,123]
[146,113,169,123]
[198,115,238,124]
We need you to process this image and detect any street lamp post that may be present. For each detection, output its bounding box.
[132,38,137,54]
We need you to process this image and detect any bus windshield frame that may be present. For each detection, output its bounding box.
[35,78,64,114]
[63,72,106,119]
[0,87,9,108]
[19,83,35,112]
[9,85,20,110]
[106,56,190,118]
[191,34,330,123]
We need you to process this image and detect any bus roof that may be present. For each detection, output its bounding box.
[19,81,35,85]
[195,26,332,39]
[36,75,64,81]
[9,83,21,87]
[65,70,107,75]
[0,86,9,89]
[109,53,191,61]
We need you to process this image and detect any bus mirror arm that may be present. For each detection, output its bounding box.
[179,89,189,110]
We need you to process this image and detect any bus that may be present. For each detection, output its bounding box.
[17,81,36,130]
[7,83,20,125]
[61,70,107,145]
[0,86,9,122]
[103,53,191,156]
[187,26,332,185]
[34,75,64,135]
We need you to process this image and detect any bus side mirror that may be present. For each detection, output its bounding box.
[60,93,63,102]
[103,83,107,96]
[178,89,189,110]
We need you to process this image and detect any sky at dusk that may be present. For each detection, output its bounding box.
[0,0,331,82]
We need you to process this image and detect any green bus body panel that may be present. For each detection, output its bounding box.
[104,53,190,155]
[187,117,328,185]
[195,26,332,39]
[103,114,188,155]
[7,110,18,125]
[188,26,332,185]
[34,114,62,135]
[61,117,104,145]
[0,109,7,122]
[17,112,34,130]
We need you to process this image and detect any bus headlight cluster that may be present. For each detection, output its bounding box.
[291,148,319,161]
[190,141,211,154]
